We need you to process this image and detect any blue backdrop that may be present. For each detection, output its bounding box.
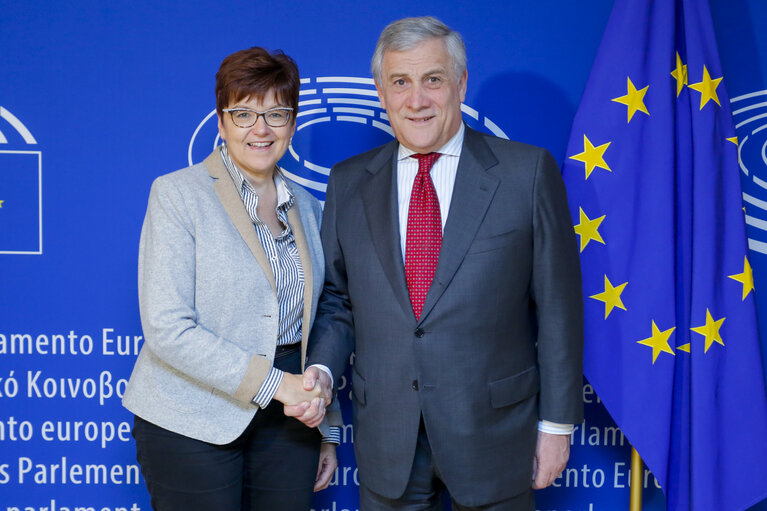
[2,1,766,510]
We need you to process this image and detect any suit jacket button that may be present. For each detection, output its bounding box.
[414,328,425,338]
[411,380,419,391]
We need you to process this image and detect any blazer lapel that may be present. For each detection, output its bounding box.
[361,142,415,320]
[287,202,313,371]
[419,127,500,322]
[204,149,277,293]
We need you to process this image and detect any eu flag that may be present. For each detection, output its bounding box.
[561,0,767,509]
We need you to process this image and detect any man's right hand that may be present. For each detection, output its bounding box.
[274,372,322,406]
[283,366,332,428]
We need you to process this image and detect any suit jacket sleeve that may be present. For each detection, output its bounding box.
[307,165,356,380]
[138,175,271,404]
[531,150,585,424]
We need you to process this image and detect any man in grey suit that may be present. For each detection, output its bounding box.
[288,16,584,510]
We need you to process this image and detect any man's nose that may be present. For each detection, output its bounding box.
[406,84,429,109]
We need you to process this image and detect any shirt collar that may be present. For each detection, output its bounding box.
[397,122,465,161]
[219,144,295,210]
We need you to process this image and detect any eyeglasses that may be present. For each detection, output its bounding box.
[222,107,294,128]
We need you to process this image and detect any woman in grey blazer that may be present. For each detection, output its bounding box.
[122,47,338,510]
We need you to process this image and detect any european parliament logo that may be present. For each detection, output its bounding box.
[188,76,508,200]
[0,106,42,255]
[734,89,767,256]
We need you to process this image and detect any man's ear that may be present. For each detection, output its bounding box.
[374,80,386,110]
[458,69,468,103]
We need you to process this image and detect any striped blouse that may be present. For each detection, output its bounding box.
[220,146,339,444]
[221,146,304,404]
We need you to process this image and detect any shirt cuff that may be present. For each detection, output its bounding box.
[322,426,341,445]
[252,367,284,408]
[538,420,574,435]
[310,364,334,386]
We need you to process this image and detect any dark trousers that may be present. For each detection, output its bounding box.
[133,347,321,511]
[359,419,533,511]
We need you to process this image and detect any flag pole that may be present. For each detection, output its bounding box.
[630,447,643,511]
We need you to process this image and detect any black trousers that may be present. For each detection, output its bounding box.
[133,347,321,511]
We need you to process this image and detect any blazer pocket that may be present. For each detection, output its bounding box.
[489,366,540,409]
[351,367,366,406]
[467,229,518,255]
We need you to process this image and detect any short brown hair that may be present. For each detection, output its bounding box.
[215,47,300,119]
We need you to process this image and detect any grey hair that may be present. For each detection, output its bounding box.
[371,16,467,84]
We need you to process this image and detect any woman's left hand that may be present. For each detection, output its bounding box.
[314,443,338,491]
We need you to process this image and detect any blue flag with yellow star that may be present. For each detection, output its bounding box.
[562,0,767,509]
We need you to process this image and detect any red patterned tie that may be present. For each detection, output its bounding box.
[405,152,442,320]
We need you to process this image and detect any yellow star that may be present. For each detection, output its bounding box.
[677,343,691,353]
[670,52,688,97]
[637,320,676,364]
[0,200,4,208]
[690,308,725,353]
[688,66,723,109]
[728,256,754,300]
[726,136,738,145]
[569,135,611,180]
[573,207,606,252]
[612,76,649,122]
[590,275,627,318]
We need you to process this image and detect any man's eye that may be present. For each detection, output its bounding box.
[424,76,443,89]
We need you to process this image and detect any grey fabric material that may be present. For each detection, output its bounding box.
[309,126,584,506]
[123,147,327,444]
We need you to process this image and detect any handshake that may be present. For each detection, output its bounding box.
[274,366,333,427]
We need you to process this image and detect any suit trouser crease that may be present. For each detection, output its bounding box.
[359,419,534,511]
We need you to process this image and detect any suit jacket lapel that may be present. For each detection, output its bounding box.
[419,127,500,322]
[204,149,277,293]
[361,141,415,320]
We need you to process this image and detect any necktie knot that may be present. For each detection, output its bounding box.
[411,152,442,175]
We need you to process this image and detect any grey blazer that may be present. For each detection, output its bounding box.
[123,148,332,444]
[308,126,584,506]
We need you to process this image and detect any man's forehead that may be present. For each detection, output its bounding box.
[381,40,452,74]
[385,65,449,77]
